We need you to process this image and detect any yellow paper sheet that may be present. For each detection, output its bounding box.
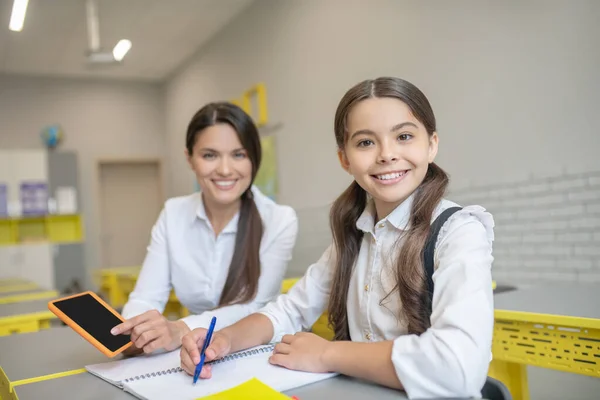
[197,378,291,400]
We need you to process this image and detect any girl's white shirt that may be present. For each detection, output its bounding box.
[259,194,495,399]
[121,186,298,331]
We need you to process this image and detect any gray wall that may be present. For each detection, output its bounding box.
[164,0,600,282]
[0,75,166,278]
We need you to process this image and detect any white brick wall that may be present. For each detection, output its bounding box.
[450,170,600,286]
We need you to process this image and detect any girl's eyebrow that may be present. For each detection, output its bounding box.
[349,129,375,141]
[350,122,418,140]
[198,147,245,153]
[390,122,418,132]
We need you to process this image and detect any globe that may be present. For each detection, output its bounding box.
[41,125,63,148]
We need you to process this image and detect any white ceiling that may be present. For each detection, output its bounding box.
[0,0,253,82]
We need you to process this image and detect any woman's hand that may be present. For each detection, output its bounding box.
[269,332,333,373]
[111,310,190,354]
[180,328,232,379]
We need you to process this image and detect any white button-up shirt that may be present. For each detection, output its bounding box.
[259,195,495,399]
[121,186,298,331]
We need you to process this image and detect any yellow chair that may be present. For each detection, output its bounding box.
[95,266,189,319]
[93,266,141,308]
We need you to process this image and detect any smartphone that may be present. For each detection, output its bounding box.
[48,291,133,357]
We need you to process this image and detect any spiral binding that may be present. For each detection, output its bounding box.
[122,344,275,383]
[207,344,275,366]
[123,367,183,383]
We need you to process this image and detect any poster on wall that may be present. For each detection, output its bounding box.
[20,181,48,216]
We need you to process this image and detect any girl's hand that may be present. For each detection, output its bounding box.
[180,328,232,379]
[269,332,333,373]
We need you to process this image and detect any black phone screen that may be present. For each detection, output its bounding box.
[52,293,131,352]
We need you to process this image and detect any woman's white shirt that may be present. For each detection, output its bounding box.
[121,186,298,332]
[259,194,495,399]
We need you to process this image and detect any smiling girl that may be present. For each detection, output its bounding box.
[180,78,495,399]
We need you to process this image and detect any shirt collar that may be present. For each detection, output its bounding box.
[193,192,239,234]
[355,200,376,233]
[355,192,415,233]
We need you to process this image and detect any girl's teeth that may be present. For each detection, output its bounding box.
[377,172,405,180]
[214,180,235,187]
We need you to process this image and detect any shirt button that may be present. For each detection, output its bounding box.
[365,332,372,340]
[378,222,385,229]
[364,284,369,292]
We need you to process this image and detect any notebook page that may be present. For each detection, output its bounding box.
[123,347,336,400]
[85,349,181,388]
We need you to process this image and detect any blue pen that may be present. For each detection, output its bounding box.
[193,316,217,384]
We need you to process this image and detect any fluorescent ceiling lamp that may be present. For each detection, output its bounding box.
[112,39,132,62]
[9,0,29,32]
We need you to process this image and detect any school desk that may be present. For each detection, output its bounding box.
[0,326,488,400]
[490,283,600,400]
[0,327,109,400]
[0,300,56,337]
[0,289,58,305]
[10,370,484,400]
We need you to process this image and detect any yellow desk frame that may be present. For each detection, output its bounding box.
[0,311,56,337]
[489,309,600,400]
[0,366,86,400]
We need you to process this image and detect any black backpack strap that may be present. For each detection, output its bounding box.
[423,206,463,318]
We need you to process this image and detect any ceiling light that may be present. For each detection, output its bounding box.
[9,0,29,32]
[112,39,132,62]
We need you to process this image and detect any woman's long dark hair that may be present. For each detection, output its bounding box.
[328,77,449,340]
[186,102,263,306]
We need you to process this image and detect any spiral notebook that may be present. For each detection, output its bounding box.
[85,344,337,400]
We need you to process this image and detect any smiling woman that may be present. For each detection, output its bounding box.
[111,102,299,357]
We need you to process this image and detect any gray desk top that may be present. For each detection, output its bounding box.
[14,372,131,400]
[286,375,474,399]
[13,372,475,400]
[0,299,53,318]
[4,328,479,400]
[494,283,599,319]
[0,327,109,381]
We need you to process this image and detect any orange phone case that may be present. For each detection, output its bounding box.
[48,290,133,357]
